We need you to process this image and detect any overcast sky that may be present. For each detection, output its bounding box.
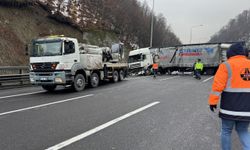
[139,0,250,44]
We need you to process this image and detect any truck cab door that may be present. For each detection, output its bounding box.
[61,40,79,69]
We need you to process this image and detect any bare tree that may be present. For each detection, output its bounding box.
[210,9,250,43]
[37,0,181,47]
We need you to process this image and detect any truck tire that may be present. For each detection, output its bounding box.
[206,68,215,75]
[112,70,119,83]
[90,73,99,88]
[159,68,166,75]
[119,70,125,81]
[167,69,172,75]
[72,74,85,92]
[42,85,57,92]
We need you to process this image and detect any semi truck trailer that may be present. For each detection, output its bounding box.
[160,43,235,75]
[129,42,245,76]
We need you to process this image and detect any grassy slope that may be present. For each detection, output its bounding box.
[0,4,118,66]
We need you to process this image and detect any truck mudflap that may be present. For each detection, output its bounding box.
[29,71,68,85]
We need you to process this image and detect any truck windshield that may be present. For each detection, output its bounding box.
[129,54,144,63]
[31,40,62,57]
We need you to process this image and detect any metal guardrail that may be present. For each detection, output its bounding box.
[0,66,30,87]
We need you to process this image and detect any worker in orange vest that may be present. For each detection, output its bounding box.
[208,43,250,150]
[152,63,158,78]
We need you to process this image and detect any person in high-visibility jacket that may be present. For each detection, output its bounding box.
[194,59,203,79]
[208,43,250,150]
[152,63,158,78]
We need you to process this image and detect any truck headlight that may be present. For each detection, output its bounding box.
[30,78,35,82]
[55,77,63,83]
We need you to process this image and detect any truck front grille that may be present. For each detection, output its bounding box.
[31,62,58,71]
[129,63,141,69]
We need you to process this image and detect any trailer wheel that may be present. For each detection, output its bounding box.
[90,73,99,88]
[119,70,125,81]
[206,69,215,75]
[159,68,166,75]
[167,69,172,75]
[72,74,85,92]
[112,71,119,83]
[42,85,57,92]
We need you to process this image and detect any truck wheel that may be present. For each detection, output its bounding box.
[42,85,57,92]
[206,69,215,75]
[167,69,172,75]
[72,74,85,92]
[119,70,125,81]
[90,73,99,88]
[159,68,166,75]
[112,71,119,83]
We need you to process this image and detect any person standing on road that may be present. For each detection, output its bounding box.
[194,59,203,79]
[152,63,158,78]
[208,43,250,150]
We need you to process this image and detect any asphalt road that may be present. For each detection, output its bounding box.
[0,75,242,150]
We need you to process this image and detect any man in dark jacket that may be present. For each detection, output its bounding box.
[208,43,250,150]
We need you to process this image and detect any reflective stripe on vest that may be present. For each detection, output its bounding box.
[224,62,232,88]
[210,91,221,96]
[219,61,250,121]
[224,88,250,92]
[220,109,250,117]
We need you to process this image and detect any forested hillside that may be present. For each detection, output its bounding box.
[38,0,181,47]
[0,1,118,66]
[209,9,250,45]
[0,0,181,66]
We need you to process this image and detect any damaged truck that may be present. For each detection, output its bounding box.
[128,42,244,75]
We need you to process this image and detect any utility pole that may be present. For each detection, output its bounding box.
[189,24,203,44]
[150,0,155,47]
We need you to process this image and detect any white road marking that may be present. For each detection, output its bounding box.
[0,94,93,116]
[126,76,148,80]
[45,101,160,150]
[0,91,44,100]
[160,76,178,81]
[202,76,214,83]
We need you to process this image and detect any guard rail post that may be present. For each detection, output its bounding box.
[19,68,24,85]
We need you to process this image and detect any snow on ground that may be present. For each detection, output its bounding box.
[38,0,99,25]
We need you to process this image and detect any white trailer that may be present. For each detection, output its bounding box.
[159,42,241,75]
[29,35,128,92]
[155,47,176,74]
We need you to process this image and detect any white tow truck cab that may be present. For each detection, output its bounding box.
[128,47,153,75]
[29,35,128,92]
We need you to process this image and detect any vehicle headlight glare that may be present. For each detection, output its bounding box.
[55,77,63,83]
[30,78,35,82]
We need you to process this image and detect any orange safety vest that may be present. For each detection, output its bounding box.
[152,63,158,70]
[208,55,250,121]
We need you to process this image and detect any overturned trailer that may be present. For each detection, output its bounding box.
[157,42,245,75]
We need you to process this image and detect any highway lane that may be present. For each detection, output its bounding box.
[0,75,241,150]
